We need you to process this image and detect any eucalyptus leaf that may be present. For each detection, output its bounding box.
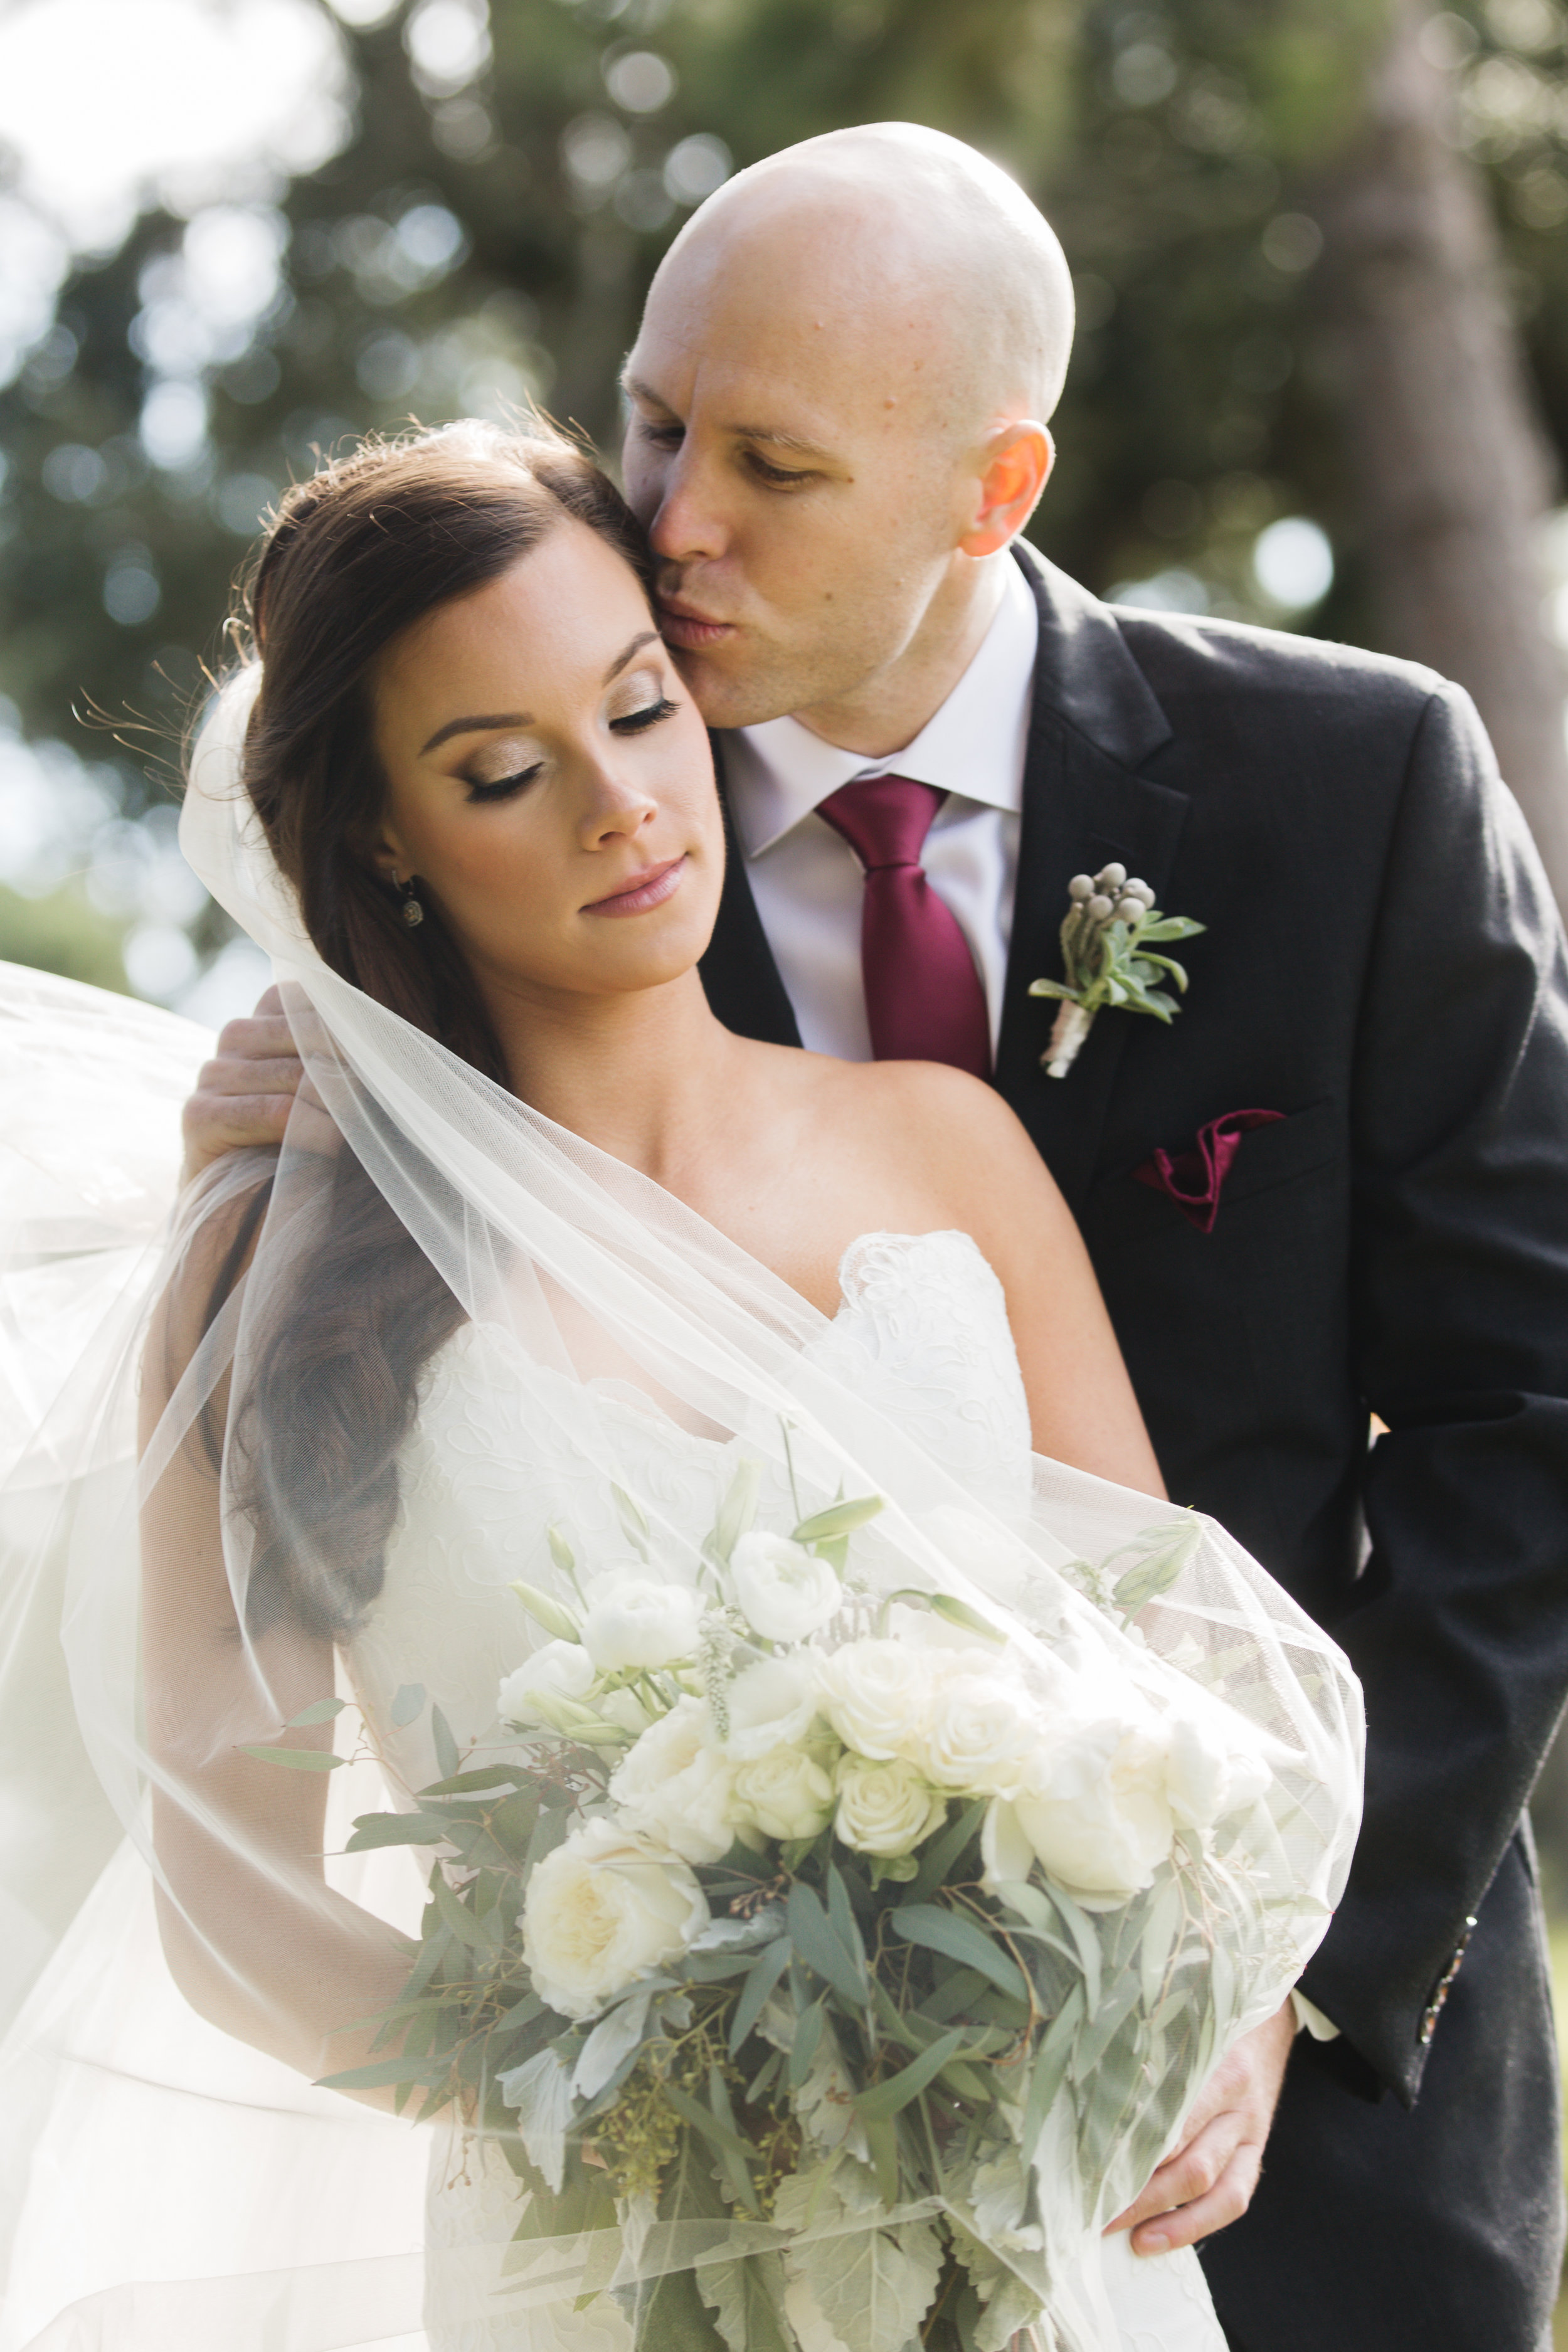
[430,1705,460,1781]
[889,1904,1028,2002]
[729,1936,793,2056]
[496,2045,575,2193]
[390,1682,426,1727]
[239,1744,344,1772]
[288,1695,348,1727]
[787,1880,867,2010]
[572,1990,652,2103]
[313,2052,447,2092]
[344,1809,449,1851]
[854,2028,967,2121]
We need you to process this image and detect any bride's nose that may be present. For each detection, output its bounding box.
[575,756,659,850]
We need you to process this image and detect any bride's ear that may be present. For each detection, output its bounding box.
[366,822,410,886]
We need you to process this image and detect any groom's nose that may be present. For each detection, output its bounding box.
[645,445,728,570]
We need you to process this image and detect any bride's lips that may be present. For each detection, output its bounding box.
[583,854,686,918]
[657,596,736,651]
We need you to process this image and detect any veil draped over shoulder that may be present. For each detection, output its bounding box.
[0,669,1363,2352]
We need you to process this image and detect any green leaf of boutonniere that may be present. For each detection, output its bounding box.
[1029,864,1205,1077]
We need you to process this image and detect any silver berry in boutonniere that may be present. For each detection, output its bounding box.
[1030,864,1205,1079]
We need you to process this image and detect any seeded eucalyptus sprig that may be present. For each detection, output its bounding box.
[1030,863,1205,1079]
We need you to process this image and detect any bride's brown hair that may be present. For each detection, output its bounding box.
[211,421,654,1637]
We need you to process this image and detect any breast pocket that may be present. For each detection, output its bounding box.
[1083,1098,1343,1261]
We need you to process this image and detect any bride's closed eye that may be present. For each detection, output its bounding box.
[610,695,677,736]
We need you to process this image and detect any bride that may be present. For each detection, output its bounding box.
[0,420,1360,2352]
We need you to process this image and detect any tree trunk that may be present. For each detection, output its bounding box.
[1315,0,1568,909]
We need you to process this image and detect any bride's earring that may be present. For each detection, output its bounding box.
[397,875,425,930]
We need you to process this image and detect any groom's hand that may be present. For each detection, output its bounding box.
[1104,1998,1295,2255]
[181,986,305,1184]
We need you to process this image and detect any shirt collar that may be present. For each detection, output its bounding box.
[721,554,1040,859]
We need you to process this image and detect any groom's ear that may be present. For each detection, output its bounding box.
[958,422,1054,558]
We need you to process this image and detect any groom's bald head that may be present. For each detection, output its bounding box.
[656,124,1074,435]
[622,125,1072,737]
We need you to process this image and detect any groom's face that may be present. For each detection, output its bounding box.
[622,229,977,734]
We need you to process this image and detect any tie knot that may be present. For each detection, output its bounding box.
[818,774,944,873]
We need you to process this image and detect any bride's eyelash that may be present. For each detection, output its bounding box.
[465,765,543,804]
[462,699,674,802]
[610,696,677,734]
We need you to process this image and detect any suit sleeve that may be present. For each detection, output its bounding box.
[1296,680,1568,2104]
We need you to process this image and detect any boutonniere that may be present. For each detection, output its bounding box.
[1030,863,1205,1079]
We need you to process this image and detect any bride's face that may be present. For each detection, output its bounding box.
[368,517,721,1009]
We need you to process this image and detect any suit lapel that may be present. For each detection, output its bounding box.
[699,734,802,1048]
[696,552,1192,1210]
[995,549,1189,1212]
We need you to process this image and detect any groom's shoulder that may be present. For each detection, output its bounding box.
[1019,545,1453,769]
[1111,602,1443,732]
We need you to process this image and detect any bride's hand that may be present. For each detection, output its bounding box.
[181,985,327,1184]
[1101,1997,1296,2255]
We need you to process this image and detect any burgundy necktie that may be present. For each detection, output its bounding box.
[817,774,991,1078]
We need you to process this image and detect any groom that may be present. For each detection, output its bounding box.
[188,127,1568,2349]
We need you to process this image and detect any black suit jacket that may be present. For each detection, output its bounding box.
[701,545,1568,2349]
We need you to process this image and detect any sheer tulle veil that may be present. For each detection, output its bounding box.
[0,660,1363,2351]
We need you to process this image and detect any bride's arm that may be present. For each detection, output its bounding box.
[137,1199,413,2104]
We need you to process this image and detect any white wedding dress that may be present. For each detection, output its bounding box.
[351,1231,1227,2352]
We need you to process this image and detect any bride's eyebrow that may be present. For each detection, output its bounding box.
[421,711,531,755]
[418,637,660,756]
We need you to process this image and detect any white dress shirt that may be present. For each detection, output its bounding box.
[718,556,1040,1062]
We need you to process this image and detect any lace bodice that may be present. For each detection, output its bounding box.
[346,1229,1030,1797]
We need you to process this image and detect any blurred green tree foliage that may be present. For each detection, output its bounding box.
[4,0,1567,827]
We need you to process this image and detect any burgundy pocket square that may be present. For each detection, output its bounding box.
[1133,1109,1285,1234]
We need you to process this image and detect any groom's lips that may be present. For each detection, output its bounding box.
[657,596,735,651]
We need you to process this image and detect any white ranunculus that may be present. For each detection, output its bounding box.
[999,1715,1175,1904]
[580,1571,704,1673]
[1161,1712,1271,1835]
[726,1654,822,1762]
[497,1640,595,1727]
[816,1639,933,1763]
[730,1532,842,1645]
[522,1816,709,2021]
[608,1695,735,1864]
[731,1744,835,1843]
[919,1669,1037,1796]
[834,1752,948,1858]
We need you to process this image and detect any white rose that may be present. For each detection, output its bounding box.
[1162,1713,1271,1835]
[608,1695,735,1864]
[816,1639,933,1762]
[731,1744,835,1843]
[726,1655,822,1762]
[580,1572,704,1673]
[522,1815,708,2021]
[834,1752,948,1858]
[920,1668,1036,1795]
[731,1532,842,1645]
[991,1715,1175,1904]
[497,1641,595,1727]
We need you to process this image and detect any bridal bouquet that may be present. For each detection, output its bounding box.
[320,1466,1291,2352]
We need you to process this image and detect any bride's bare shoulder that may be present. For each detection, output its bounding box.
[760,1044,1060,1219]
